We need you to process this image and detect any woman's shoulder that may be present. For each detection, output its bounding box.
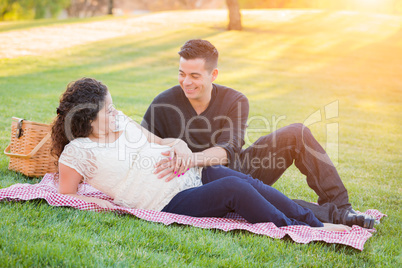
[59,139,98,179]
[66,137,96,149]
[61,139,93,159]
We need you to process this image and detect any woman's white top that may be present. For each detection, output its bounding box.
[59,112,202,211]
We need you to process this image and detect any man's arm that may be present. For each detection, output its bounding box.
[152,92,248,181]
[154,145,228,182]
[142,87,249,179]
[212,94,249,169]
[192,146,228,167]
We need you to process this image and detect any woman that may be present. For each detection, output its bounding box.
[52,77,350,231]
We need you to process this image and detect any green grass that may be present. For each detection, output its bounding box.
[0,15,124,33]
[0,10,401,267]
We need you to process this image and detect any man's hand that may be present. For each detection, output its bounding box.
[154,140,194,182]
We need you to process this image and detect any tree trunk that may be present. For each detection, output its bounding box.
[226,0,242,31]
[108,0,114,15]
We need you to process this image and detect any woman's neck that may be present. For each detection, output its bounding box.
[88,131,122,143]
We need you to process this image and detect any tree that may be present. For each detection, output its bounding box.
[107,0,113,15]
[226,0,242,30]
[67,0,109,18]
[0,0,70,20]
[0,0,17,20]
[178,0,196,9]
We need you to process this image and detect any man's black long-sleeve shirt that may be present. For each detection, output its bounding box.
[141,84,249,168]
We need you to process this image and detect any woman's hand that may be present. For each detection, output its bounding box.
[154,140,194,182]
[138,125,195,181]
[89,198,115,209]
[66,194,115,209]
[170,139,193,176]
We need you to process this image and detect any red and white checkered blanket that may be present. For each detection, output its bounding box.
[0,173,386,251]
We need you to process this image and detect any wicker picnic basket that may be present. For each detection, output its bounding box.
[4,117,58,177]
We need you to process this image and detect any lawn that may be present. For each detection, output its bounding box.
[0,9,401,267]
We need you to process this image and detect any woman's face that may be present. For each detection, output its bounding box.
[91,92,119,135]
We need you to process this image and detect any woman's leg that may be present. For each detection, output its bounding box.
[162,176,323,227]
[201,165,323,227]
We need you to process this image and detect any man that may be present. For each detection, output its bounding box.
[141,39,375,228]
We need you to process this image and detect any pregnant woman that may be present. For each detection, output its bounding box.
[51,77,349,231]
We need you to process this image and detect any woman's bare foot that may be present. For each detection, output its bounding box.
[315,223,352,232]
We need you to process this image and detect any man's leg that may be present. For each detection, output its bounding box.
[292,199,375,229]
[201,165,323,226]
[163,176,323,227]
[201,165,374,228]
[236,123,351,209]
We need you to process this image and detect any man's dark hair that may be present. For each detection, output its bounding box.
[178,39,219,72]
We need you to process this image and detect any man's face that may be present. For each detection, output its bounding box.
[178,57,218,103]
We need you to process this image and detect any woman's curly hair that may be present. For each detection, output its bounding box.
[51,78,108,161]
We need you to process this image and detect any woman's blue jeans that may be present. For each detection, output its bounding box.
[162,165,323,227]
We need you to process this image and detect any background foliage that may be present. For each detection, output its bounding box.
[0,0,70,20]
[2,0,402,21]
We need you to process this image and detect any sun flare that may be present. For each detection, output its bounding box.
[351,0,394,12]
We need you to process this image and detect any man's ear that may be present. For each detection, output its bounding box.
[211,68,219,82]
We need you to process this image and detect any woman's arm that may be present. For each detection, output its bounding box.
[58,163,114,209]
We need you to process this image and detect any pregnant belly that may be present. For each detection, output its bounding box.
[131,144,170,175]
[117,144,183,210]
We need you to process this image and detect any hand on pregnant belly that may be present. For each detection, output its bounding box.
[134,144,181,182]
[154,141,194,182]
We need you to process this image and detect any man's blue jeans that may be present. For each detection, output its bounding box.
[162,165,323,227]
[233,123,351,209]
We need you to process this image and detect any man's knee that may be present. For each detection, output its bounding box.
[257,123,310,141]
[275,123,314,145]
[216,176,252,194]
[286,123,310,135]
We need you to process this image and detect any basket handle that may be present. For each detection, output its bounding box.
[4,133,51,159]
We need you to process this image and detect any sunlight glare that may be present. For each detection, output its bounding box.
[352,0,394,12]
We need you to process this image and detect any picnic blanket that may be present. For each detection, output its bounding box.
[0,173,386,251]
